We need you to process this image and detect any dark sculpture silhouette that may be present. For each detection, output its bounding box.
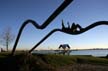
[28,20,108,54]
[59,44,70,50]
[11,0,108,56]
[58,44,70,55]
[11,0,73,55]
[61,21,108,35]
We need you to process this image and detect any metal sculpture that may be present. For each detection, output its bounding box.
[11,0,108,56]
[11,0,73,55]
[28,21,108,54]
[58,44,71,55]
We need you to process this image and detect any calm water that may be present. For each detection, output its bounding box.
[70,50,108,57]
[32,50,108,57]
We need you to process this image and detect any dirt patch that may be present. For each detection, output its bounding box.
[56,63,108,71]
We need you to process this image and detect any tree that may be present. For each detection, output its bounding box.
[0,27,14,51]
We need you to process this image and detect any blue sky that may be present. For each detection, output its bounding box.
[0,0,108,50]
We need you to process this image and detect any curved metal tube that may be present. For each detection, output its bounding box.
[61,21,108,35]
[11,0,108,55]
[11,0,73,55]
[11,20,108,55]
[29,29,61,53]
[29,21,108,53]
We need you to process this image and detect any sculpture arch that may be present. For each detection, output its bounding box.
[11,0,108,56]
[58,44,71,55]
[11,0,73,55]
[28,21,108,53]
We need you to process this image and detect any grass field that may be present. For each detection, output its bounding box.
[0,52,108,71]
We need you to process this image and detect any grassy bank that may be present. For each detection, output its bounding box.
[0,52,108,71]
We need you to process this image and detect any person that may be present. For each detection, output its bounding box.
[62,20,70,29]
[62,20,65,29]
[71,23,83,32]
[62,20,83,32]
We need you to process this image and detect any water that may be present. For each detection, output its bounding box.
[32,49,108,57]
[70,50,108,57]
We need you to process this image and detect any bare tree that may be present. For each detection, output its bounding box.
[0,27,14,51]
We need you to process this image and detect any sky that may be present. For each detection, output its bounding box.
[0,0,108,50]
